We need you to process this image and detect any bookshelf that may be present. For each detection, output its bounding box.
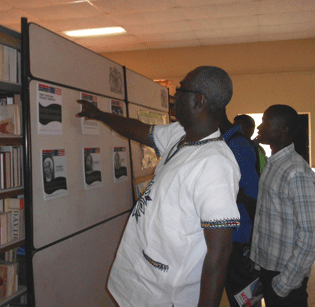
[0,25,26,306]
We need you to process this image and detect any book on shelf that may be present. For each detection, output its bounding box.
[0,146,23,189]
[0,212,11,245]
[0,104,21,136]
[0,151,12,189]
[0,261,18,299]
[2,45,10,83]
[8,48,17,84]
[4,248,18,263]
[2,198,24,242]
[0,154,4,190]
[0,44,20,84]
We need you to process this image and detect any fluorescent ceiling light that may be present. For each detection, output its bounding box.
[63,27,127,37]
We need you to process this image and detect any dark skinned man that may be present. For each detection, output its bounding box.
[76,66,241,307]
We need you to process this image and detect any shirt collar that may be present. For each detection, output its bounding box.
[200,129,221,141]
[268,143,295,163]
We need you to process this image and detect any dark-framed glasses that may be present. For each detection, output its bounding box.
[175,87,203,96]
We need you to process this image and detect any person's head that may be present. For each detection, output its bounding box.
[233,114,255,139]
[257,104,298,148]
[174,66,233,128]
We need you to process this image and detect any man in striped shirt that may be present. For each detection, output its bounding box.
[250,104,315,307]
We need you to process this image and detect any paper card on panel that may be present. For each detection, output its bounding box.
[137,109,168,125]
[42,149,68,200]
[37,84,62,135]
[113,147,128,183]
[110,99,124,116]
[110,99,124,136]
[83,147,102,190]
[80,92,99,135]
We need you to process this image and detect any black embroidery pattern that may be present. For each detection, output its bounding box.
[132,179,154,222]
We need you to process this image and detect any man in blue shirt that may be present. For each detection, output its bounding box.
[220,110,260,307]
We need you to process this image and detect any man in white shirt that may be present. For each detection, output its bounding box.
[76,66,241,307]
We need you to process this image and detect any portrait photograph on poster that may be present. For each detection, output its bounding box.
[42,149,68,200]
[113,147,128,183]
[83,147,102,190]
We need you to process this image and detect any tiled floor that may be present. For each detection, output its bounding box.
[220,263,315,306]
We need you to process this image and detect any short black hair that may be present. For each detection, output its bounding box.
[234,114,255,129]
[190,66,233,109]
[268,104,299,136]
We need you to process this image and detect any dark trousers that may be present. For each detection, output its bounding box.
[225,242,261,307]
[260,268,309,307]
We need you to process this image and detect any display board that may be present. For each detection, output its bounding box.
[24,20,169,306]
[126,68,169,112]
[32,212,129,307]
[29,80,132,249]
[28,23,125,100]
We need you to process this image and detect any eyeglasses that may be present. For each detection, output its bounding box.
[175,87,203,96]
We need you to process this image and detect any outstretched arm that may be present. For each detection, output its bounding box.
[198,228,233,307]
[76,99,152,147]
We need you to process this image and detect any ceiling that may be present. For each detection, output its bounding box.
[0,0,314,53]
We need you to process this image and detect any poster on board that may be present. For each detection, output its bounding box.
[42,149,68,200]
[83,147,102,190]
[113,147,128,183]
[37,84,62,135]
[110,99,124,116]
[80,92,99,135]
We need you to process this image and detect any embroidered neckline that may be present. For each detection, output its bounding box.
[164,135,224,165]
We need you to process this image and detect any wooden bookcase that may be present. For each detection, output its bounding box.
[0,25,27,307]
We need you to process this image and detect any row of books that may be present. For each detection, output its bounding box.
[0,198,24,245]
[0,261,19,300]
[0,44,21,84]
[0,146,23,189]
[0,248,27,305]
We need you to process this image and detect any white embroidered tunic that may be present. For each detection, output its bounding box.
[108,122,241,306]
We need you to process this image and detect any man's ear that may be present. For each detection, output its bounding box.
[194,94,206,110]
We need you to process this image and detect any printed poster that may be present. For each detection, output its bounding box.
[42,149,68,200]
[113,147,128,183]
[83,147,102,190]
[110,99,124,116]
[37,84,62,135]
[80,92,99,135]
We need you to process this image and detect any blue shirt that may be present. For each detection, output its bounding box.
[223,125,259,243]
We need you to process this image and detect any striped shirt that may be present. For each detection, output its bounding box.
[250,144,315,297]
